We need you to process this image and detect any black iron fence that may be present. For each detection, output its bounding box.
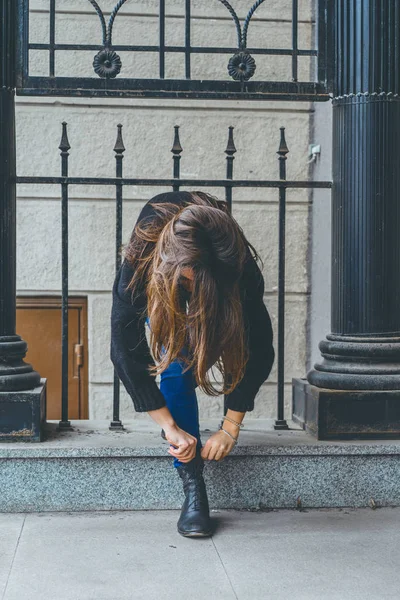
[16,0,333,100]
[9,1,333,432]
[16,123,331,431]
[3,0,398,444]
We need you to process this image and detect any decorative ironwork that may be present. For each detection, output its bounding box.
[227,52,256,81]
[58,121,71,156]
[88,0,128,46]
[93,48,122,79]
[171,125,183,192]
[113,123,126,156]
[88,0,127,78]
[217,0,265,81]
[15,0,333,101]
[225,126,237,157]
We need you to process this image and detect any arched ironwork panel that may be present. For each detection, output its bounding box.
[16,0,333,100]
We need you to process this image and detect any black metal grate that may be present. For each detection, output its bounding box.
[16,0,333,100]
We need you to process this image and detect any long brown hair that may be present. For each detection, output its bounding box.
[122,191,262,396]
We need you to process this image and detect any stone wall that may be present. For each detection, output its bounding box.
[16,0,318,420]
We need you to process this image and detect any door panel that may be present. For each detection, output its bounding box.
[16,297,88,420]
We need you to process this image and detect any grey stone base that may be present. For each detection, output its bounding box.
[292,377,400,439]
[2,419,400,511]
[0,379,47,442]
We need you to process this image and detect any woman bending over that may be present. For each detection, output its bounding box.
[110,190,274,537]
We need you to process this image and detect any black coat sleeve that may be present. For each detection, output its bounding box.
[110,259,167,412]
[224,251,275,413]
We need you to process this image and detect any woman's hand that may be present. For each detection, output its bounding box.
[200,428,238,461]
[163,424,198,463]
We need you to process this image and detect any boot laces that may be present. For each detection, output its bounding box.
[187,479,208,511]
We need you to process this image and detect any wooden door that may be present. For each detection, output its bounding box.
[16,297,88,420]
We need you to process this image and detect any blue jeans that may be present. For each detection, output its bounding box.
[145,317,202,468]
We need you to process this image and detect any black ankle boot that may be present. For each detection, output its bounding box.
[176,452,212,537]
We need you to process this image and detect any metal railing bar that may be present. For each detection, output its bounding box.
[274,127,289,430]
[159,0,165,78]
[224,126,236,213]
[317,0,334,87]
[16,176,332,188]
[223,125,236,418]
[17,87,330,102]
[21,0,29,81]
[49,0,55,76]
[185,0,191,79]
[14,192,322,205]
[57,122,73,432]
[13,288,307,298]
[291,0,298,82]
[110,124,125,431]
[28,43,318,57]
[28,6,314,25]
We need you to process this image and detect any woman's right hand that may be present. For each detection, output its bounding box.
[163,424,198,463]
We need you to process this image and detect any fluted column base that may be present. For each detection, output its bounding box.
[302,335,400,439]
[0,335,41,392]
[308,334,400,390]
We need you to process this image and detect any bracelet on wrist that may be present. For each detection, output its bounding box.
[218,424,238,444]
[219,416,244,430]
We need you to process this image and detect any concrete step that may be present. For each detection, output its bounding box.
[1,419,400,512]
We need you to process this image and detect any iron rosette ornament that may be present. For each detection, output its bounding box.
[227,51,256,81]
[93,47,122,79]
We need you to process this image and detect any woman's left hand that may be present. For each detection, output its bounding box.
[200,429,237,461]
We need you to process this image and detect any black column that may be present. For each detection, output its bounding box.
[295,0,400,438]
[0,0,40,392]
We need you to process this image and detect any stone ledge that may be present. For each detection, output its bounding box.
[2,419,400,512]
[1,419,400,457]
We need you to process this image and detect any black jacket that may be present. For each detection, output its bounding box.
[110,192,274,413]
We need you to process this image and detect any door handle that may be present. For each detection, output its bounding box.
[74,343,84,367]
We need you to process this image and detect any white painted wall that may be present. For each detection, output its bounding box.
[16,1,320,420]
[308,96,332,370]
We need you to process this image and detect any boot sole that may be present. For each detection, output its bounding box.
[178,528,213,537]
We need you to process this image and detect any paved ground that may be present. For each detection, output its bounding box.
[1,507,398,600]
